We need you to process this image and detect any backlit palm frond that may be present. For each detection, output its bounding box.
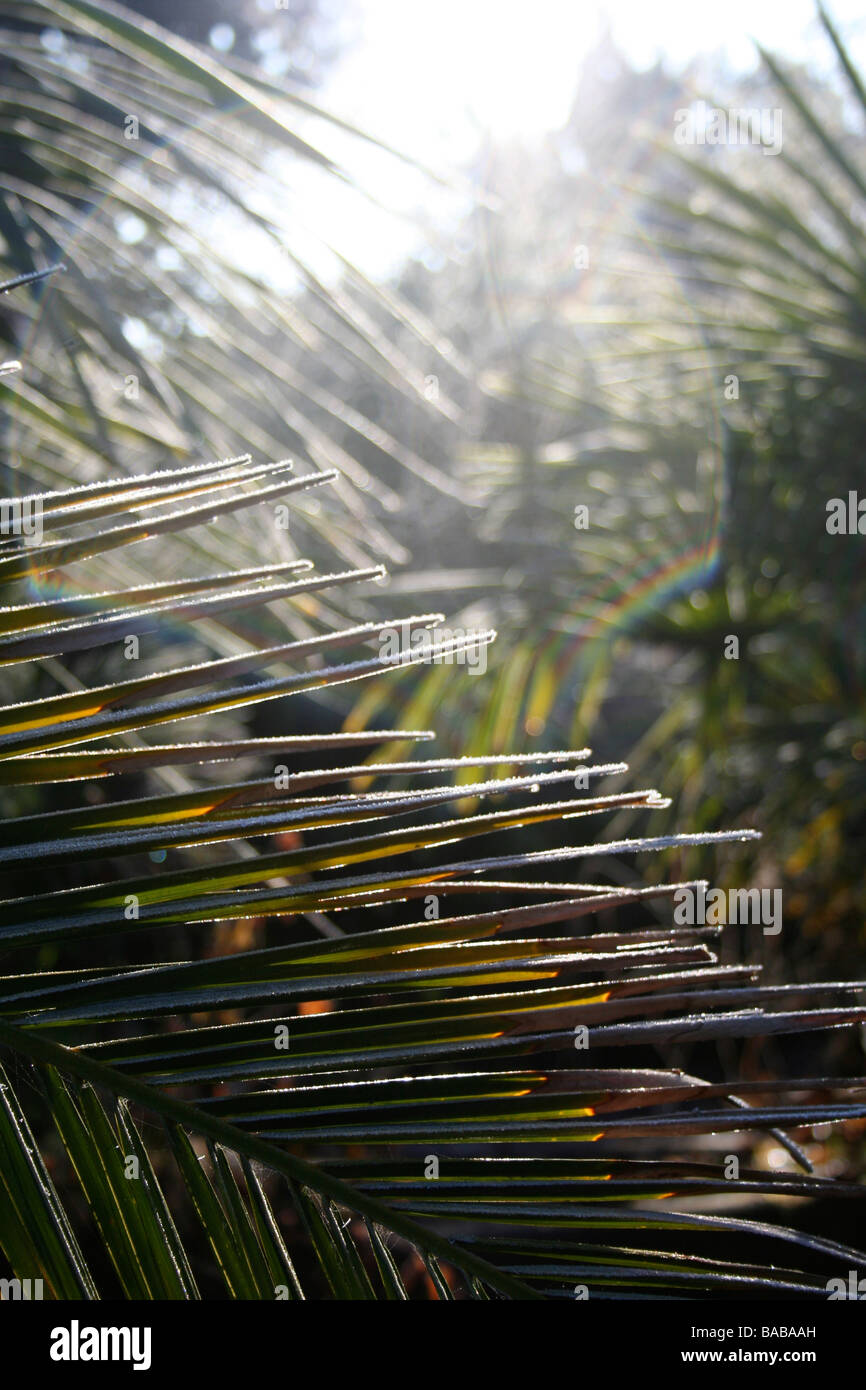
[0,439,865,1299]
[0,0,471,633]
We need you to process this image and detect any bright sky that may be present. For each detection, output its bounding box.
[279,0,866,278]
[327,0,866,153]
[198,0,866,290]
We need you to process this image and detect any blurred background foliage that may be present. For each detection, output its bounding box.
[1,0,864,1018]
[343,11,866,990]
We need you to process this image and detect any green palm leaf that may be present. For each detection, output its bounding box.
[0,431,864,1299]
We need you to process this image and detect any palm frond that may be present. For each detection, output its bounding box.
[0,442,864,1299]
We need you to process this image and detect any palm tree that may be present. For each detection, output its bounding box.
[2,4,866,1301]
[3,271,866,1297]
[348,7,866,971]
